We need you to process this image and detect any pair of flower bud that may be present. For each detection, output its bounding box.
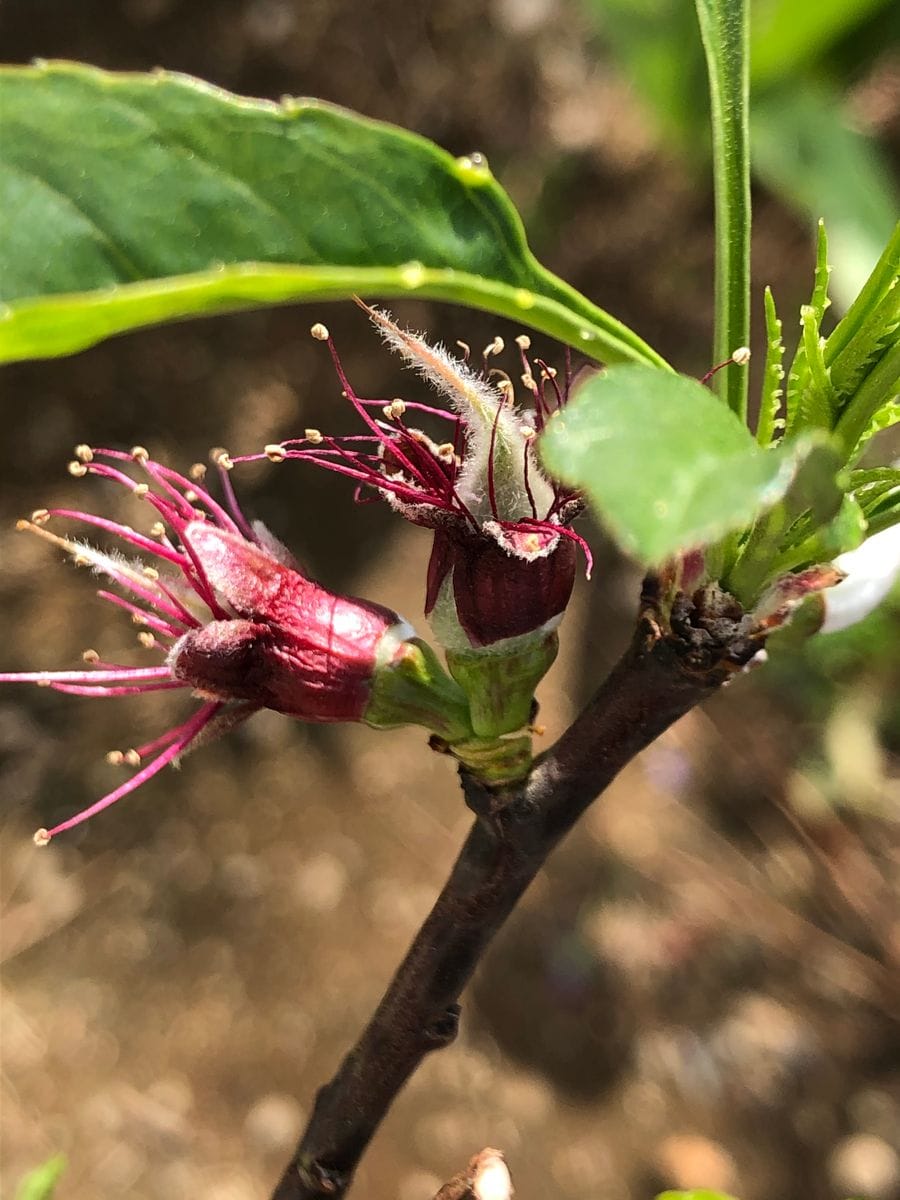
[2,315,584,841]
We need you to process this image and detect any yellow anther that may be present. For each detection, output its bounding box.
[484,336,504,358]
[142,566,160,581]
[310,322,330,341]
[137,632,156,649]
[520,373,536,390]
[210,447,233,470]
[265,443,286,463]
[515,334,531,350]
[149,521,167,539]
[74,444,94,463]
[82,649,101,664]
[184,490,198,503]
[124,749,142,767]
[189,463,207,481]
[133,483,150,497]
[33,828,51,847]
[436,443,456,462]
[540,366,558,380]
[732,346,751,366]
[131,445,150,463]
[304,428,324,445]
[36,678,53,688]
[68,461,88,477]
[30,508,51,525]
[382,399,407,420]
[106,750,125,766]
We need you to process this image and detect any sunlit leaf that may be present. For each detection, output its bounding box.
[0,62,665,369]
[539,365,839,564]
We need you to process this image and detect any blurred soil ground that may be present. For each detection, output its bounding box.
[1,2,899,1198]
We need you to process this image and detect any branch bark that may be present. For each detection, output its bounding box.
[271,582,762,1199]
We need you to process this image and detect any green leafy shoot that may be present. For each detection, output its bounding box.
[776,220,899,465]
[832,291,900,459]
[849,467,900,533]
[756,285,786,446]
[785,220,832,434]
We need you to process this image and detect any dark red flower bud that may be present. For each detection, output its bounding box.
[170,523,404,722]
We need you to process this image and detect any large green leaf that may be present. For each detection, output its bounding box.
[539,365,838,564]
[0,61,666,368]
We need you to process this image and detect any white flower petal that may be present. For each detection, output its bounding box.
[821,523,900,632]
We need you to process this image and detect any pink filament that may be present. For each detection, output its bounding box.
[42,701,223,840]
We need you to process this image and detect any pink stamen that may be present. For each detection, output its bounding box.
[487,401,503,521]
[0,665,173,685]
[358,397,457,422]
[131,724,185,759]
[40,701,223,840]
[534,360,565,411]
[47,680,188,697]
[95,590,186,639]
[522,444,539,520]
[323,335,435,489]
[47,510,191,569]
[500,518,594,580]
[699,357,738,387]
[213,462,256,541]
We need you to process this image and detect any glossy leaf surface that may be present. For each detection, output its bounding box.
[0,62,665,368]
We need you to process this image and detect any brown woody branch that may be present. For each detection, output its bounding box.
[271,582,761,1199]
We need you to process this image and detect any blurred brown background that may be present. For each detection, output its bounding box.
[1,2,899,1198]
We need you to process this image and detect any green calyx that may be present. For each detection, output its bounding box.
[445,630,559,738]
[366,628,558,788]
[365,636,472,742]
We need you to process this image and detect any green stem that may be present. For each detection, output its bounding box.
[695,0,751,422]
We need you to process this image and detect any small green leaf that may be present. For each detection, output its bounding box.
[539,365,832,565]
[786,223,835,434]
[0,62,666,369]
[14,1156,66,1200]
[851,466,900,534]
[756,285,785,445]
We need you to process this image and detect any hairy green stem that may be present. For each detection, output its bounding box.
[695,0,751,421]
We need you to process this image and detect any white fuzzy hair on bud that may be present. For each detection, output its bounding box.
[363,305,554,522]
